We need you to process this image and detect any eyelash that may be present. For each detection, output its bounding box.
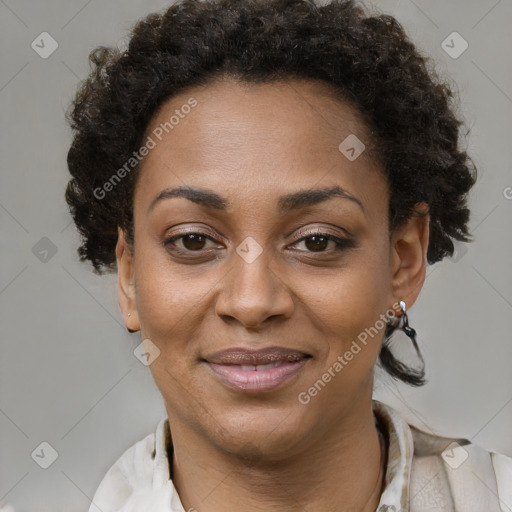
[163,230,354,255]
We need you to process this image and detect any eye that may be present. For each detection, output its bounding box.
[290,232,355,253]
[164,232,220,253]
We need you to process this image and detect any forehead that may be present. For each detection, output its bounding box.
[134,77,386,215]
[143,77,374,155]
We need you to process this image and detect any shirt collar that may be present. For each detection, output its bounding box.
[373,399,414,510]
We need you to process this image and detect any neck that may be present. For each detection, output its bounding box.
[168,399,387,512]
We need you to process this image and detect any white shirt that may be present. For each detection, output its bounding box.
[78,400,512,511]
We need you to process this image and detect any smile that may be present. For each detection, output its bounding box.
[205,358,310,393]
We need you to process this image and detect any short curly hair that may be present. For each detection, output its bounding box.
[65,0,477,386]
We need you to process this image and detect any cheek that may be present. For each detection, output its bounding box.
[134,256,210,405]
[306,246,390,371]
[311,247,388,329]
[133,243,213,339]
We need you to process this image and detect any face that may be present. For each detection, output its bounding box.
[117,77,429,460]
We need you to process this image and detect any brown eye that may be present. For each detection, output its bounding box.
[164,232,215,252]
[292,232,354,253]
[303,235,330,252]
[180,233,207,251]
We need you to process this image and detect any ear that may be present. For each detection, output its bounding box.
[116,226,140,332]
[389,202,430,314]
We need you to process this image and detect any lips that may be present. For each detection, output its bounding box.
[203,347,311,393]
[204,347,310,365]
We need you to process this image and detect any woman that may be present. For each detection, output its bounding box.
[63,0,511,511]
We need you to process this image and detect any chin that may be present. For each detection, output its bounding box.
[206,403,310,461]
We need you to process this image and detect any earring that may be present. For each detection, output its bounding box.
[127,312,136,333]
[398,300,425,370]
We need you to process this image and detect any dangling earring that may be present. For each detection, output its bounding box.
[380,300,426,386]
[398,300,425,370]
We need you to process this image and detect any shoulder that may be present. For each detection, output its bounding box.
[89,429,156,511]
[409,424,512,512]
[89,417,175,512]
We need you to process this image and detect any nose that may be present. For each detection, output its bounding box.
[214,242,295,329]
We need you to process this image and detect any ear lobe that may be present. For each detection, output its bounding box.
[389,202,430,309]
[116,226,140,332]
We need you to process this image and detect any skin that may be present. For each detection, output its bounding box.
[116,77,429,512]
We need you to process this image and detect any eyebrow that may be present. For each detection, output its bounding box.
[147,184,365,215]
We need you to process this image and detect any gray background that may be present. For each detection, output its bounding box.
[0,0,511,510]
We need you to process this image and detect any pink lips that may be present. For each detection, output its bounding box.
[204,347,310,393]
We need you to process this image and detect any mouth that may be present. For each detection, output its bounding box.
[202,347,312,393]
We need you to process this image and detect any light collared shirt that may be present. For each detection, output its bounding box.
[82,400,511,512]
